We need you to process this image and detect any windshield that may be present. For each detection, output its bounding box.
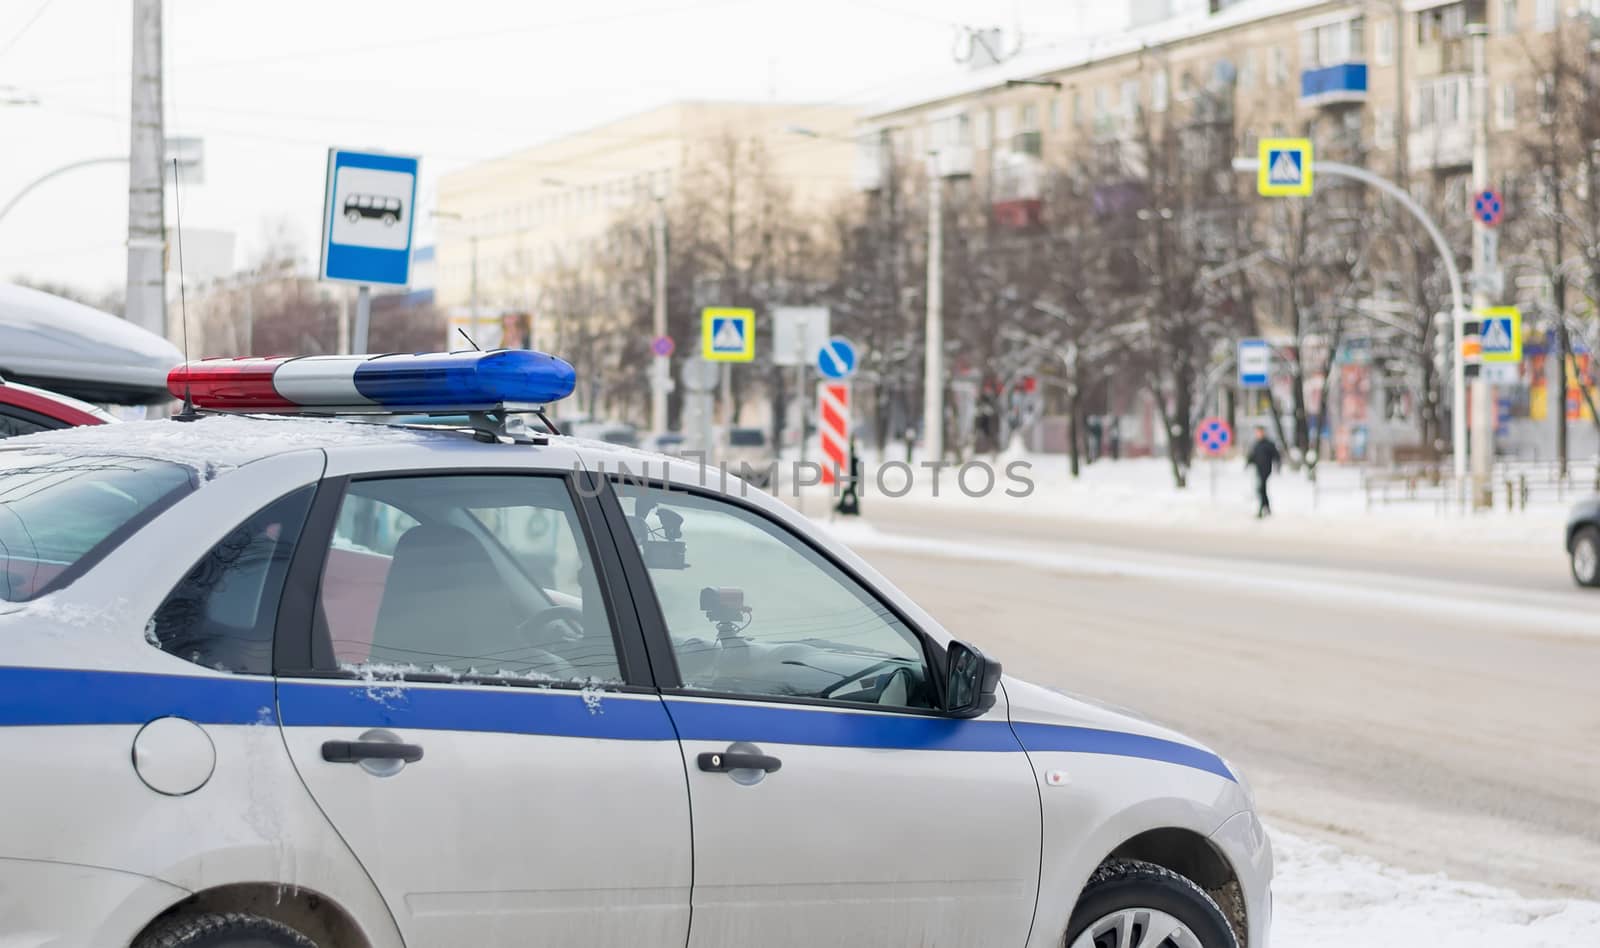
[0,450,194,602]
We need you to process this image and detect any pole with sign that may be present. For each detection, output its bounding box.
[319,148,420,354]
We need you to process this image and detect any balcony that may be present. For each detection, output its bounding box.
[1407,121,1471,172]
[1300,62,1368,107]
[933,144,974,180]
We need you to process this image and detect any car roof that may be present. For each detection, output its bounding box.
[0,377,116,424]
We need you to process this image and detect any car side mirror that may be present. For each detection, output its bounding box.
[945,640,1000,718]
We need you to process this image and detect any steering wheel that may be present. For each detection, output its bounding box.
[817,658,905,700]
[518,605,586,643]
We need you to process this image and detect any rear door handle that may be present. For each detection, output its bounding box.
[322,740,424,764]
[698,751,781,774]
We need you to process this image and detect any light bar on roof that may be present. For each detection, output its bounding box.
[167,350,577,412]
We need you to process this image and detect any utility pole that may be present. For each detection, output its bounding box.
[126,0,166,340]
[651,193,669,435]
[468,233,482,345]
[923,153,944,463]
[1468,23,1493,508]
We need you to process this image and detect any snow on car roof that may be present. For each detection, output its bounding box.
[3,413,444,475]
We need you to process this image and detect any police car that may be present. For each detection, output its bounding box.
[0,350,1270,948]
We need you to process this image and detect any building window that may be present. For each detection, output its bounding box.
[1270,47,1288,86]
[1497,83,1517,129]
[1049,97,1061,130]
[1375,108,1396,149]
[995,107,1014,142]
[1020,103,1038,131]
[1239,51,1256,87]
[1152,71,1169,111]
[1419,3,1468,44]
[1093,86,1110,118]
[1534,0,1555,30]
[976,108,992,149]
[1303,17,1365,69]
[1376,18,1395,65]
[1537,77,1556,123]
[1120,79,1141,115]
[1071,89,1083,126]
[1501,0,1519,33]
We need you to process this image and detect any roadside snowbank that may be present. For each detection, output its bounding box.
[798,453,1576,551]
[1271,829,1600,946]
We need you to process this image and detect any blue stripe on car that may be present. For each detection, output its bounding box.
[0,666,1232,780]
[0,666,275,726]
[1011,722,1235,781]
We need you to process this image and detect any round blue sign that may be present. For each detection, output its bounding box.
[817,336,857,379]
[1196,417,1233,456]
[1473,190,1504,228]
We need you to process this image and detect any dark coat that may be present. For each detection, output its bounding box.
[1247,438,1281,477]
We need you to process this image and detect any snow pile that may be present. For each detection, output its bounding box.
[9,414,442,475]
[802,453,1577,550]
[1271,829,1600,946]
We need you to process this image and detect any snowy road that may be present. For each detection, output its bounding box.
[819,501,1599,913]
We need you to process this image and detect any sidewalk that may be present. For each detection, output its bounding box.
[792,449,1578,554]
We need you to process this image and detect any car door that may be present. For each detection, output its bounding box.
[604,479,1042,948]
[273,468,691,948]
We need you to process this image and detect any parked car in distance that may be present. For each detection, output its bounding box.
[643,432,687,457]
[0,282,183,405]
[723,426,775,486]
[571,421,639,449]
[1567,496,1600,588]
[0,375,114,439]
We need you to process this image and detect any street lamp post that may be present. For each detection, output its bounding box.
[1233,156,1469,504]
[924,151,944,464]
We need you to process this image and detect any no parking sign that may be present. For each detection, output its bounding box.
[1196,417,1233,456]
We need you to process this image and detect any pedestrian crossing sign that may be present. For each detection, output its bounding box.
[1477,306,1522,364]
[1258,138,1313,197]
[702,307,755,362]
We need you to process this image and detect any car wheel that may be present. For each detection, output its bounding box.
[133,912,317,948]
[1066,860,1238,948]
[1573,526,1600,588]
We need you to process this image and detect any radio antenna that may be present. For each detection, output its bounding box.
[171,156,199,422]
[456,326,483,351]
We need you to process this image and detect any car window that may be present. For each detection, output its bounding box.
[149,488,314,675]
[0,450,193,602]
[728,428,765,447]
[614,482,935,710]
[0,413,51,439]
[318,474,622,686]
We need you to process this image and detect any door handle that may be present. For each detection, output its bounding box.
[322,740,424,764]
[698,750,781,774]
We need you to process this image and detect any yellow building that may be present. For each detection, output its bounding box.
[435,100,858,347]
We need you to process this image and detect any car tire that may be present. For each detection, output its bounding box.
[133,912,318,948]
[1573,526,1600,588]
[1065,859,1238,948]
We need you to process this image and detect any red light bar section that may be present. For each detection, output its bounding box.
[167,357,295,410]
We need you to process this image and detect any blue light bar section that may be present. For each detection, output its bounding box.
[351,350,576,408]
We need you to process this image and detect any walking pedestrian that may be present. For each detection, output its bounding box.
[1246,426,1281,518]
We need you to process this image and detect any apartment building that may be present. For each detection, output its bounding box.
[435,101,858,347]
[857,0,1592,461]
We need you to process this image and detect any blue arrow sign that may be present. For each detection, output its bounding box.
[817,336,857,379]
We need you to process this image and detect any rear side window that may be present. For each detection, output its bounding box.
[149,488,314,675]
[0,451,193,602]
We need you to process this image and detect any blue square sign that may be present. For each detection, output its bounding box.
[320,148,420,287]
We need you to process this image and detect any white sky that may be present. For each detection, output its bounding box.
[0,0,1125,296]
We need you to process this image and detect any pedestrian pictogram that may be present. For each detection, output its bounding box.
[1473,190,1504,228]
[817,336,857,380]
[1477,306,1522,364]
[818,382,851,485]
[1196,417,1233,456]
[702,307,755,362]
[651,335,674,357]
[1257,138,1313,197]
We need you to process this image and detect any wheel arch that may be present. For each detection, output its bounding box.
[1101,827,1248,946]
[134,882,373,948]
